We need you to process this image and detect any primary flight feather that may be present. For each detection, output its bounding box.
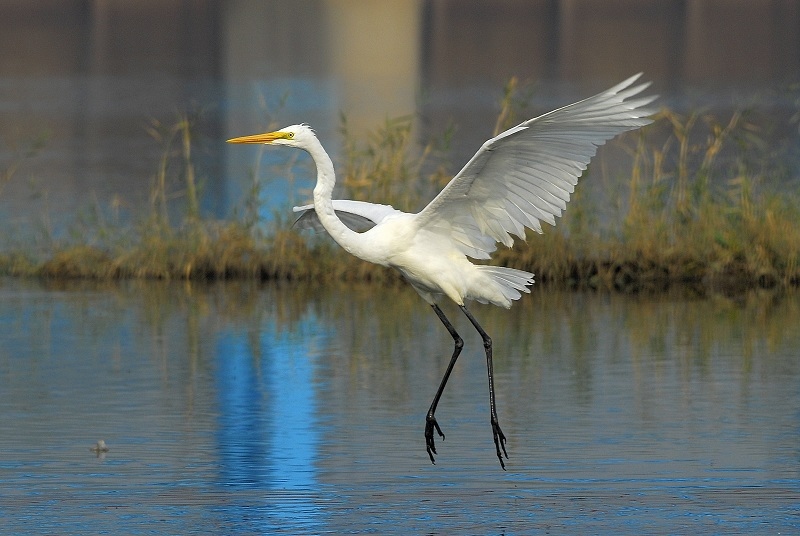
[228,74,657,469]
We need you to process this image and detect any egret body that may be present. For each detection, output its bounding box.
[228,74,656,469]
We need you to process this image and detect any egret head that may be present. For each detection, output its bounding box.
[226,124,315,148]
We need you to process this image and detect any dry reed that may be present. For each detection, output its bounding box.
[1,86,798,293]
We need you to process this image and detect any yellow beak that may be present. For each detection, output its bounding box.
[226,131,291,144]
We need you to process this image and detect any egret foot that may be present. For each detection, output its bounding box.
[425,414,445,464]
[492,418,508,470]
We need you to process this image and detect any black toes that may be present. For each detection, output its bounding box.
[425,415,445,463]
[492,420,508,470]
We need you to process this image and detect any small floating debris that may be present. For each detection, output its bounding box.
[90,440,109,454]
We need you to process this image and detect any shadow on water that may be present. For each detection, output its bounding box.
[0,278,798,533]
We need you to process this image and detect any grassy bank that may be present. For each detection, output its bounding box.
[1,89,799,293]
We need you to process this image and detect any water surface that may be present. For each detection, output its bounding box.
[0,279,798,534]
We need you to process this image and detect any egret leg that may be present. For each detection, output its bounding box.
[425,303,464,464]
[460,305,508,470]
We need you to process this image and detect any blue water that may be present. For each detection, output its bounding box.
[0,279,798,534]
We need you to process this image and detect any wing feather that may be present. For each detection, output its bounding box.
[413,73,656,257]
[293,200,402,233]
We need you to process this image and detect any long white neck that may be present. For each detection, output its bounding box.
[305,137,370,260]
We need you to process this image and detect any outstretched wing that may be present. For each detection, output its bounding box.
[413,73,657,259]
[293,199,403,233]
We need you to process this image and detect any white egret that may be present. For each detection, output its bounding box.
[228,74,656,469]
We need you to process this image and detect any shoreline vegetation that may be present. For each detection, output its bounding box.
[2,81,799,294]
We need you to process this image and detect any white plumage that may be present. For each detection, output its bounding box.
[229,74,656,469]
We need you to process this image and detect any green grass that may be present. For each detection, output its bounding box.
[1,86,799,293]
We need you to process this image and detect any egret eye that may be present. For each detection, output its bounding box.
[286,132,294,139]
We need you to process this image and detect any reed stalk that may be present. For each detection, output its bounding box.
[0,84,797,292]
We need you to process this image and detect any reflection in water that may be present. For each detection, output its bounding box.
[216,332,271,488]
[215,319,326,531]
[0,279,798,533]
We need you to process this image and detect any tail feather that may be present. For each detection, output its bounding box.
[475,265,535,305]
